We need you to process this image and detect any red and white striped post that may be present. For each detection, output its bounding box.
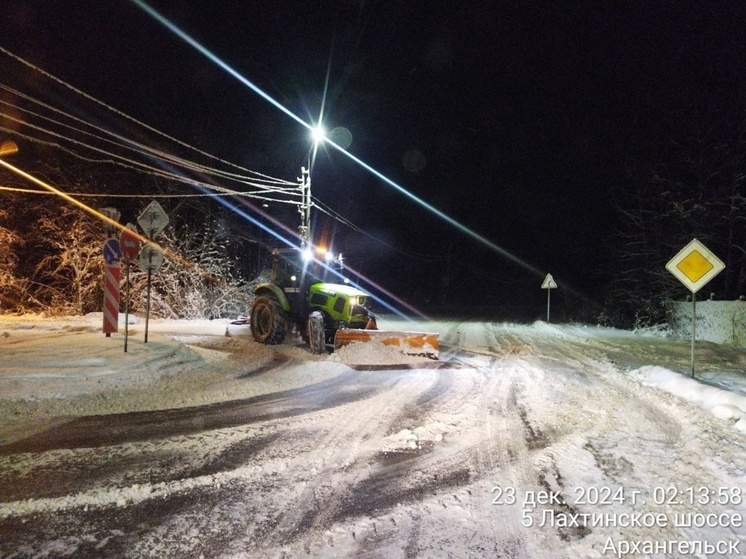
[103,264,120,335]
[100,209,122,338]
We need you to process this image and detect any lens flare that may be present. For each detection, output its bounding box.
[130,1,596,310]
[130,1,547,279]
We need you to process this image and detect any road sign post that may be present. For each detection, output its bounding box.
[120,224,141,353]
[145,261,153,344]
[124,259,131,352]
[665,238,725,377]
[541,273,558,322]
[103,264,120,335]
[137,202,169,344]
[138,245,165,343]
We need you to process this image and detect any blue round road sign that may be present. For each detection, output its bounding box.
[103,238,122,265]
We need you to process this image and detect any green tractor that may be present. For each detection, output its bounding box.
[250,247,378,354]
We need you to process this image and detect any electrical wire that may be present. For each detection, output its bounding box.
[0,120,301,203]
[0,106,300,198]
[0,46,437,260]
[312,197,445,262]
[0,47,293,185]
[0,87,296,189]
[0,185,246,198]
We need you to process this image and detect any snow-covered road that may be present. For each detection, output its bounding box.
[0,316,744,558]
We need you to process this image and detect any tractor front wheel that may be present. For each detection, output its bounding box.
[307,311,326,354]
[250,295,287,344]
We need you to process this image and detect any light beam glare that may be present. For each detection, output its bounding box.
[131,1,309,132]
[0,159,225,288]
[132,3,545,270]
[132,0,590,303]
[206,188,420,319]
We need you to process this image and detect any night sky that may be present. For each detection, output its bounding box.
[2,1,745,317]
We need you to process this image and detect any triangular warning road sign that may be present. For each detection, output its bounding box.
[541,274,557,289]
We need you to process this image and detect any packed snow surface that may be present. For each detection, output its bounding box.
[0,314,744,558]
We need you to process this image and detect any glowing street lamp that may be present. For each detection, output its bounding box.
[311,125,326,146]
[0,141,18,157]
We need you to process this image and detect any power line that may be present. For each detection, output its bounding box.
[0,185,246,198]
[0,46,436,260]
[0,86,296,189]
[0,122,301,204]
[0,47,293,186]
[313,198,444,262]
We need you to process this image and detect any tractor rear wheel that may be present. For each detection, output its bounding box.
[307,311,326,354]
[250,295,287,344]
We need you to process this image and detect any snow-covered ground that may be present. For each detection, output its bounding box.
[0,314,435,441]
[1,314,745,558]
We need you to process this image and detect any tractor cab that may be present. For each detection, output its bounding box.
[270,247,342,289]
[250,246,438,358]
[269,247,372,329]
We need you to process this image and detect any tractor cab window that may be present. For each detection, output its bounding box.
[272,248,342,286]
[333,297,345,314]
[309,293,328,307]
[274,260,298,286]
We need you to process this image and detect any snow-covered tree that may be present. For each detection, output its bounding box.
[32,205,104,315]
[127,208,253,319]
[609,111,746,326]
[0,205,26,312]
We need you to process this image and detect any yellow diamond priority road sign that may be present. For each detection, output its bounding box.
[666,238,724,293]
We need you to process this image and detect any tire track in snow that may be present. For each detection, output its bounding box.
[502,327,746,554]
[0,367,394,456]
[245,368,456,554]
[3,322,745,558]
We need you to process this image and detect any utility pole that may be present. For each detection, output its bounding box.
[298,127,324,246]
[298,166,311,245]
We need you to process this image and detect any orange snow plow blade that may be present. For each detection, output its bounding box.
[334,329,439,359]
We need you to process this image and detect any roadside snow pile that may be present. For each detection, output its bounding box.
[0,329,205,401]
[0,315,236,402]
[330,339,437,366]
[632,323,674,337]
[530,320,573,338]
[630,365,746,432]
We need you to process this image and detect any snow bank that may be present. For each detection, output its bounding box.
[630,365,746,432]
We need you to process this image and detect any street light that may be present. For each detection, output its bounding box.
[311,125,326,146]
[0,141,19,157]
